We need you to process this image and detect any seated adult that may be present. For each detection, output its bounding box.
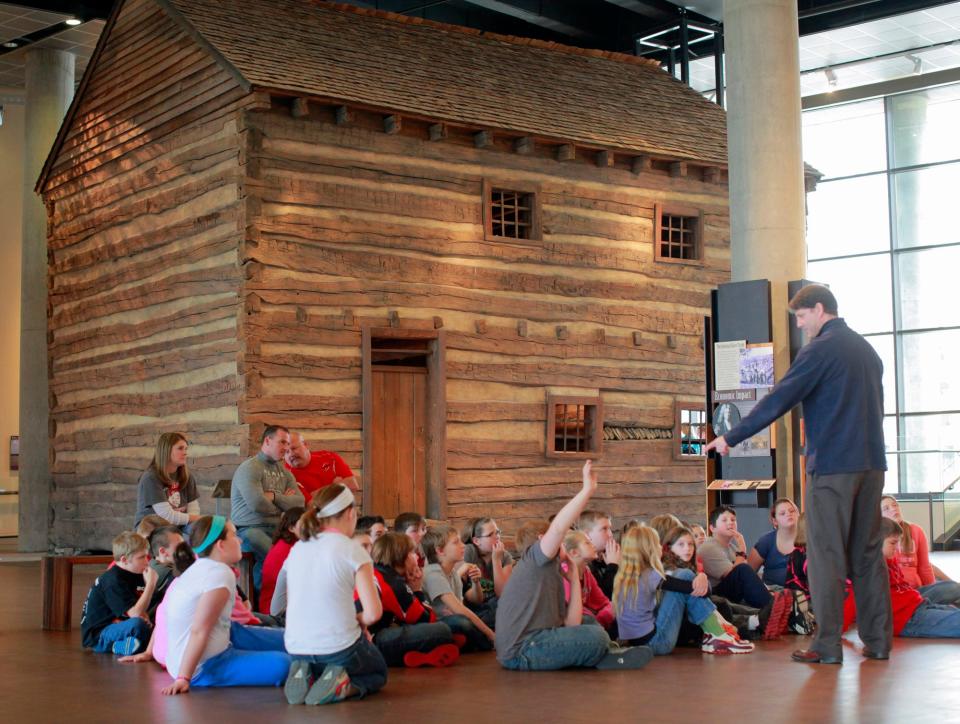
[230,425,304,584]
[135,432,200,528]
[699,505,772,610]
[284,432,359,500]
[748,498,799,588]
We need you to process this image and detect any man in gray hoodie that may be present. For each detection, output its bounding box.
[231,425,305,585]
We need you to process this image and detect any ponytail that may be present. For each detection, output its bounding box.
[298,484,355,540]
[172,515,228,574]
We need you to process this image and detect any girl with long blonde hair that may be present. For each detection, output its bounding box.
[614,525,753,655]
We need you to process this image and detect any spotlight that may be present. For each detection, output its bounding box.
[65,18,82,26]
[825,68,838,88]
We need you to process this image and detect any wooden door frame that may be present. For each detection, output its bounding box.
[361,327,447,519]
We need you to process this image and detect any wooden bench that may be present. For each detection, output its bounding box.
[41,552,256,631]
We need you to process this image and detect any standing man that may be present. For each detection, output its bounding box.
[705,285,892,664]
[284,431,359,501]
[231,425,305,586]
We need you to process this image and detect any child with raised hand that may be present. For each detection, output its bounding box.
[421,525,495,651]
[562,530,615,633]
[615,525,753,655]
[367,532,460,668]
[578,510,621,599]
[160,515,290,695]
[461,517,513,628]
[495,461,653,671]
[283,484,387,705]
[81,531,157,656]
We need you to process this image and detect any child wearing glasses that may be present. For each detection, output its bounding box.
[461,517,514,628]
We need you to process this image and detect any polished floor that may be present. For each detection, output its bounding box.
[2,546,959,723]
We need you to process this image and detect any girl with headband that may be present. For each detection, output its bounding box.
[159,515,291,695]
[282,484,388,706]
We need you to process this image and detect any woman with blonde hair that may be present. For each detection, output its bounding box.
[135,432,200,527]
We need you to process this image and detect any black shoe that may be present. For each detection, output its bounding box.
[862,649,890,660]
[791,648,842,664]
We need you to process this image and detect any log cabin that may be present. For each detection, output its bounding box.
[37,0,731,549]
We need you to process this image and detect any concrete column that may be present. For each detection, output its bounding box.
[19,49,74,551]
[724,0,807,499]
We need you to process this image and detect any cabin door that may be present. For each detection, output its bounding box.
[362,330,446,520]
[370,366,427,517]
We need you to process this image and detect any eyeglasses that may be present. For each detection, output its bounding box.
[476,529,502,538]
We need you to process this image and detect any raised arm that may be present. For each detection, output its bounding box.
[540,460,598,560]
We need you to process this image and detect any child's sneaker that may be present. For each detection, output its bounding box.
[761,590,793,641]
[701,632,755,654]
[404,643,460,668]
[111,636,140,656]
[596,644,654,670]
[284,660,314,705]
[304,665,352,705]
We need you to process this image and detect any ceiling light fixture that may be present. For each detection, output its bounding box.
[907,54,923,75]
[825,68,838,88]
[65,18,82,26]
[2,40,18,48]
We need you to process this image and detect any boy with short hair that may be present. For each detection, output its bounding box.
[357,515,388,542]
[80,531,157,655]
[146,526,184,620]
[495,461,653,671]
[421,525,495,651]
[699,505,772,609]
[578,510,620,599]
[394,512,427,567]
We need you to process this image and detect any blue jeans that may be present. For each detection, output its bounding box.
[918,581,960,606]
[441,614,493,652]
[645,569,717,655]
[237,524,273,590]
[713,563,773,609]
[373,622,455,667]
[190,622,291,687]
[499,625,611,671]
[92,616,152,653]
[293,635,387,698]
[901,601,960,638]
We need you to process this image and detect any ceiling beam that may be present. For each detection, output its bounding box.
[457,0,595,39]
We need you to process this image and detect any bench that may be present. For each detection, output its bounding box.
[41,552,257,631]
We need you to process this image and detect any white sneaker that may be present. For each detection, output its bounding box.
[702,632,755,655]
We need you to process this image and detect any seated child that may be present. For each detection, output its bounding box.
[357,515,388,543]
[689,524,707,548]
[283,485,387,706]
[748,498,799,588]
[699,505,772,609]
[367,532,460,667]
[160,516,290,695]
[578,510,621,599]
[354,531,374,555]
[844,517,960,644]
[394,512,427,568]
[259,506,303,613]
[650,513,682,544]
[461,517,513,628]
[615,526,753,655]
[147,526,184,621]
[495,461,654,671]
[421,525,495,651]
[783,513,815,635]
[136,514,173,538]
[562,530,615,633]
[881,495,960,605]
[80,531,157,656]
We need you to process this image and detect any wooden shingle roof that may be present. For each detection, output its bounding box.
[165,0,728,165]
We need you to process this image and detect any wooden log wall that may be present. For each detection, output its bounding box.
[42,0,261,549]
[241,106,731,534]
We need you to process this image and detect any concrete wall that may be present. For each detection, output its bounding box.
[0,88,24,535]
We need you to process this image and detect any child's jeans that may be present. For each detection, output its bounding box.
[92,616,152,653]
[374,622,455,666]
[917,581,960,606]
[499,623,611,671]
[646,568,716,655]
[292,635,388,697]
[712,563,773,609]
[900,601,960,638]
[189,622,290,687]
[441,614,493,652]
